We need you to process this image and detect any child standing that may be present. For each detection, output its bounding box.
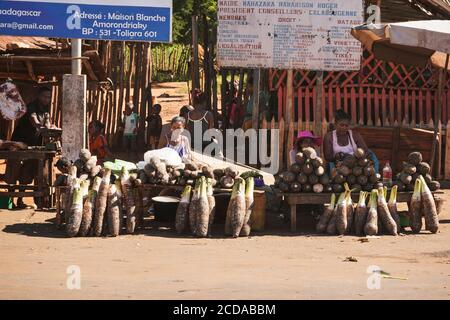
[146,104,162,150]
[120,102,139,156]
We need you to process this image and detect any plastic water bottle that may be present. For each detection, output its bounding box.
[382,161,393,187]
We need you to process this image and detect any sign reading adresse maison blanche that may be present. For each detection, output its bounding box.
[0,0,172,42]
[218,0,363,70]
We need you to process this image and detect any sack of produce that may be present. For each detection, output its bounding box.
[225,178,246,238]
[377,187,398,236]
[387,185,401,232]
[144,148,183,167]
[175,186,192,235]
[240,177,254,237]
[364,190,378,236]
[409,179,423,234]
[354,191,368,236]
[120,167,137,234]
[316,193,336,233]
[195,177,211,238]
[419,175,439,234]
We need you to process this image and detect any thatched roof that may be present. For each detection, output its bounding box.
[0,37,107,82]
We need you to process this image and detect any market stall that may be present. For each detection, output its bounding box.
[54,149,270,238]
[273,144,443,235]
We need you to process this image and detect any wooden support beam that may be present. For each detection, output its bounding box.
[82,59,98,81]
[252,69,261,130]
[315,71,324,137]
[191,15,200,98]
[0,72,31,81]
[24,60,37,81]
[0,56,89,61]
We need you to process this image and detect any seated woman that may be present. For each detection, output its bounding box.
[289,131,322,166]
[163,116,191,161]
[323,110,379,172]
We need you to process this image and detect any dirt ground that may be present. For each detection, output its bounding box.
[152,82,191,123]
[1,194,450,300]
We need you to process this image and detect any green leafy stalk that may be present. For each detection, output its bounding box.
[368,189,378,209]
[337,191,347,205]
[419,175,430,193]
[377,187,387,203]
[328,193,336,210]
[412,178,422,200]
[389,185,398,205]
[72,187,83,206]
[343,182,350,192]
[181,185,192,202]
[358,191,368,206]
[199,176,207,197]
[245,177,254,197]
[80,180,90,198]
[206,178,213,196]
[92,176,102,192]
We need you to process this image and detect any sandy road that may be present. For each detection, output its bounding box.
[1,196,450,300]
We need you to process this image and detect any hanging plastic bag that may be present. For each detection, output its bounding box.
[0,81,27,121]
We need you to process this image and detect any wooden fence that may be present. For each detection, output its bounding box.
[270,52,450,128]
[267,51,450,176]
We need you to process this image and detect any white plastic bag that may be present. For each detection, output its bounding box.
[136,161,147,170]
[144,147,183,167]
[0,81,27,121]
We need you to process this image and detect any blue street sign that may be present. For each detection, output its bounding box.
[0,0,172,42]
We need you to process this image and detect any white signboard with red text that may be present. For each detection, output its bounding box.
[217,0,363,70]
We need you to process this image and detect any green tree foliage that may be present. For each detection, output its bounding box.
[172,0,217,44]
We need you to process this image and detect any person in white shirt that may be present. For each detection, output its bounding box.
[119,102,139,156]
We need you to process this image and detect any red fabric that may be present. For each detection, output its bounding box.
[89,134,108,161]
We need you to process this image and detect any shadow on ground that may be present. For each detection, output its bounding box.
[2,219,65,238]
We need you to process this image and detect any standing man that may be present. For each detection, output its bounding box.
[5,86,54,208]
[119,102,139,160]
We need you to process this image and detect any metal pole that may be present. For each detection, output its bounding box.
[71,38,82,75]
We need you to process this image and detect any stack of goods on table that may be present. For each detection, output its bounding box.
[274,147,330,193]
[316,177,439,236]
[175,176,255,238]
[394,152,440,191]
[330,149,381,193]
[137,157,244,189]
[273,147,382,193]
[56,149,142,238]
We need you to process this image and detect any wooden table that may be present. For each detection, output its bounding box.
[0,149,57,209]
[279,191,444,232]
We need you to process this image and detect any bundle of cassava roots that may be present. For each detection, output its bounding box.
[61,150,142,238]
[175,176,255,238]
[317,177,439,236]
